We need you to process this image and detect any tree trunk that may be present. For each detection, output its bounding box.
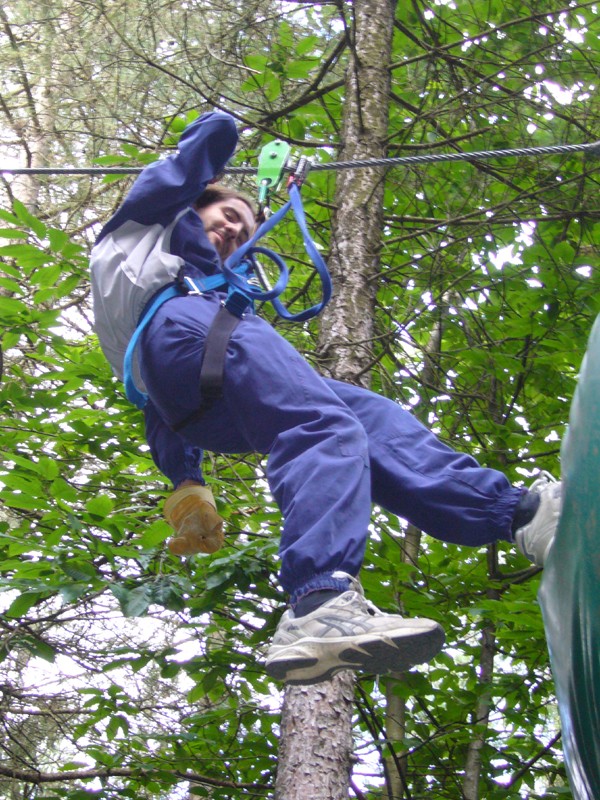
[383,525,421,800]
[0,6,53,212]
[317,0,395,386]
[462,578,500,799]
[383,300,448,799]
[276,0,396,796]
[275,674,355,800]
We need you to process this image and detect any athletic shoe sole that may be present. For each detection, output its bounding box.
[265,621,445,685]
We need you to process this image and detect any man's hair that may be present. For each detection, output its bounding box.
[194,184,256,219]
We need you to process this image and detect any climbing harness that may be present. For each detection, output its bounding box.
[123,145,332,426]
[123,269,247,410]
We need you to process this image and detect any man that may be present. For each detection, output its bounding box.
[91,111,562,686]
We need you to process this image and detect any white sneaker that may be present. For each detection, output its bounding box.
[265,573,445,685]
[515,472,562,566]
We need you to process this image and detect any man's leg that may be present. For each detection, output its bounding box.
[328,379,561,562]
[327,379,521,545]
[144,399,204,487]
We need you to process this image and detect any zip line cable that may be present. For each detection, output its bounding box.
[2,140,599,177]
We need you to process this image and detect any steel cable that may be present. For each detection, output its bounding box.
[2,140,599,176]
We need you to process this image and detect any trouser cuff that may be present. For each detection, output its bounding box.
[289,572,352,608]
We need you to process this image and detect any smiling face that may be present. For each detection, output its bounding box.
[196,197,256,260]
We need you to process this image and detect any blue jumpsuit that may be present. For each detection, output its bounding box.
[91,112,522,606]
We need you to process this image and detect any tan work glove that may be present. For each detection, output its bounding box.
[164,484,224,556]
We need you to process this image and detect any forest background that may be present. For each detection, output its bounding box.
[0,0,599,798]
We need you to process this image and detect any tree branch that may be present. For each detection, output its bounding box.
[0,763,271,792]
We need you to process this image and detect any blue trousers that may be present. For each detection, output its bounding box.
[140,294,521,605]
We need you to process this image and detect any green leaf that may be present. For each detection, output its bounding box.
[244,54,269,72]
[168,117,187,133]
[0,210,19,224]
[189,788,211,798]
[160,662,180,679]
[287,59,318,80]
[109,584,152,617]
[30,263,62,288]
[288,117,306,140]
[11,199,47,239]
[187,682,208,704]
[21,635,56,662]
[138,519,170,548]
[60,560,98,582]
[50,478,79,502]
[1,491,42,511]
[296,35,320,56]
[553,240,575,264]
[0,276,23,293]
[59,583,89,603]
[106,713,129,740]
[0,242,50,268]
[85,495,114,518]
[93,154,133,166]
[121,143,145,159]
[264,74,281,101]
[4,591,45,618]
[47,228,70,252]
[101,173,130,185]
[0,229,28,240]
[205,567,235,590]
[0,294,27,317]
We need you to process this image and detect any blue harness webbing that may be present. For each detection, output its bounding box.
[124,285,181,409]
[221,183,332,322]
[123,273,231,409]
[123,182,332,414]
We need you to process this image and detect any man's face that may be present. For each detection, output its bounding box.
[196,198,255,260]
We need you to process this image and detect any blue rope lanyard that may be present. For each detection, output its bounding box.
[222,182,332,321]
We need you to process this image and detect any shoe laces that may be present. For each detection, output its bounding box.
[529,470,559,496]
[331,570,384,617]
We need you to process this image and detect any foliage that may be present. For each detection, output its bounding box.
[0,0,599,797]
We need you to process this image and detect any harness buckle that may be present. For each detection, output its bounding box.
[183,276,204,295]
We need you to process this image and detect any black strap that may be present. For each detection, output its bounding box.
[200,305,242,402]
[171,305,242,432]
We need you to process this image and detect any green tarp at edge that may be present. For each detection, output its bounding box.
[539,314,600,800]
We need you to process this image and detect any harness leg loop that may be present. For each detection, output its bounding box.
[171,304,243,432]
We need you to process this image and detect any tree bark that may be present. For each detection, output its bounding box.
[383,298,448,799]
[275,674,355,800]
[0,6,53,212]
[462,581,500,800]
[383,525,421,800]
[317,0,395,386]
[276,0,396,797]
